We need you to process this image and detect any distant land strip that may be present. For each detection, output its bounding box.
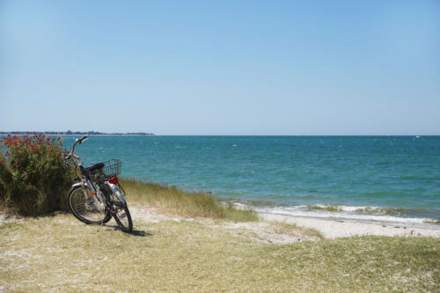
[0,131,154,136]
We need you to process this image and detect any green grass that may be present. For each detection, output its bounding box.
[121,178,258,222]
[1,215,439,292]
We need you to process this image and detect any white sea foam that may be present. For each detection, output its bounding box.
[248,205,433,224]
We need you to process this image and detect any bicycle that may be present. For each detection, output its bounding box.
[65,136,133,232]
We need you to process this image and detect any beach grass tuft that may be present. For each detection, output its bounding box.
[121,178,258,222]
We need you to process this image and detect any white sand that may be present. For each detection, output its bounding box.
[130,205,184,223]
[129,206,318,244]
[259,212,440,239]
[128,205,440,241]
[129,206,440,244]
[0,213,19,226]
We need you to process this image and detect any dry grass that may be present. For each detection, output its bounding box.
[271,222,323,239]
[121,178,258,222]
[1,214,439,292]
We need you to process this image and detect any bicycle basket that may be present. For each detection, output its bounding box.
[102,159,122,177]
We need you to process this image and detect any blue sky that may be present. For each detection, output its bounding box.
[1,0,439,135]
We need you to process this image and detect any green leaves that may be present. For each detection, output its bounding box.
[0,135,74,216]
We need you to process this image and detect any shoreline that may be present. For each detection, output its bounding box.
[122,178,440,239]
[233,200,439,220]
[227,200,440,238]
[256,209,440,239]
[250,204,440,224]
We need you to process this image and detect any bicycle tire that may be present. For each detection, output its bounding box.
[113,204,133,233]
[68,185,111,225]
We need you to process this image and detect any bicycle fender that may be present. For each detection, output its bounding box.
[71,182,83,188]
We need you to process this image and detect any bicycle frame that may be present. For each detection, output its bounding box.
[65,136,100,197]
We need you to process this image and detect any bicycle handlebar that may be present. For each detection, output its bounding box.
[77,135,88,144]
[66,136,89,160]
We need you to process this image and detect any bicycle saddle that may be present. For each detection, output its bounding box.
[87,162,105,172]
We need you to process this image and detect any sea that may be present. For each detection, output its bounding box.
[63,135,440,223]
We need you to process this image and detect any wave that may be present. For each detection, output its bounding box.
[307,204,411,215]
[246,204,440,225]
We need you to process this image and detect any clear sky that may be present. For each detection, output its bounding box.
[1,0,439,135]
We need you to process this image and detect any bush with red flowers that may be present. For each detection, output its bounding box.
[0,135,73,216]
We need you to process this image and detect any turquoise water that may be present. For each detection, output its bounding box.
[64,136,440,221]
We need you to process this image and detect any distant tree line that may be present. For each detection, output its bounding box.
[0,130,154,136]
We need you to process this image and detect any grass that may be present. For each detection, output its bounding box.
[271,222,323,239]
[1,215,439,292]
[121,178,258,222]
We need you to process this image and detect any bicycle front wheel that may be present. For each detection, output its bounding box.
[68,186,111,225]
[113,204,133,233]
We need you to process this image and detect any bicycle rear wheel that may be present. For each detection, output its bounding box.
[68,186,111,225]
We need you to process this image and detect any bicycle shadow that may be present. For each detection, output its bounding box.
[130,229,152,237]
[105,224,152,237]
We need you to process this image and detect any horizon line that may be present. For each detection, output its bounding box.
[1,131,439,137]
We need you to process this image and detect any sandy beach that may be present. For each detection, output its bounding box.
[129,204,440,243]
[259,212,440,239]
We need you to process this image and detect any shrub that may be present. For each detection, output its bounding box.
[0,135,73,216]
[0,152,9,206]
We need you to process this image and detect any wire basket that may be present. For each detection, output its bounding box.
[102,159,122,177]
